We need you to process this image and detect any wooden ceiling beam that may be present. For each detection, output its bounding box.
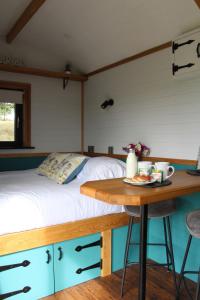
[87,41,172,77]
[0,64,88,82]
[6,0,47,43]
[194,0,200,9]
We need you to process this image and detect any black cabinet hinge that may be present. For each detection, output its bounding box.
[75,237,102,252]
[0,286,31,300]
[0,260,30,272]
[172,63,195,75]
[76,259,102,274]
[172,39,195,53]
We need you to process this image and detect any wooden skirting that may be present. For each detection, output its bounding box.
[0,213,130,256]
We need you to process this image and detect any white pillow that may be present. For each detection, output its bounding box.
[77,156,126,181]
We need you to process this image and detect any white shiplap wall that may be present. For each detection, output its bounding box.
[0,71,81,153]
[85,48,200,159]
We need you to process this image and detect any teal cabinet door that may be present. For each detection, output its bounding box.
[0,245,54,300]
[54,233,101,292]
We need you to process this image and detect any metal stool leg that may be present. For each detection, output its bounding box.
[163,217,171,271]
[121,216,134,298]
[195,267,200,300]
[166,216,178,294]
[176,234,192,299]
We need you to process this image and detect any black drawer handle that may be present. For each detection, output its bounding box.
[46,250,51,264]
[0,260,30,272]
[75,238,102,252]
[76,261,102,274]
[172,63,194,75]
[58,247,63,261]
[172,39,195,53]
[0,286,31,299]
[197,43,200,58]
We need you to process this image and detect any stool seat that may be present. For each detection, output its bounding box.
[124,199,176,219]
[186,209,200,238]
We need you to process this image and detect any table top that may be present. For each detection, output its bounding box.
[80,170,200,206]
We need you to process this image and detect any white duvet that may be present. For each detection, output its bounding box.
[0,169,123,236]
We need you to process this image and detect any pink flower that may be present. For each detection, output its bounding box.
[123,142,150,157]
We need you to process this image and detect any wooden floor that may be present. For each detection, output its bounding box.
[42,265,196,300]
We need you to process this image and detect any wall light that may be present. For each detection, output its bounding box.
[63,64,72,89]
[100,99,114,109]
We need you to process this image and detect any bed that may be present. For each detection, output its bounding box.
[0,156,130,277]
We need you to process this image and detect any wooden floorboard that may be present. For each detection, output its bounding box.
[42,264,196,300]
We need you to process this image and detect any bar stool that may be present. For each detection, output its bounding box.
[121,199,177,297]
[177,209,200,300]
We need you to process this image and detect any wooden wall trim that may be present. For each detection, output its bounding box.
[0,151,196,166]
[0,152,49,158]
[87,41,172,77]
[6,0,47,43]
[81,82,84,153]
[0,151,82,158]
[142,156,197,166]
[194,0,200,9]
[83,152,197,166]
[0,63,87,82]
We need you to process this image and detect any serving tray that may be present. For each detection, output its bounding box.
[123,178,172,188]
[186,169,200,176]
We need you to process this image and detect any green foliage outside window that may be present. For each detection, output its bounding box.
[0,103,14,121]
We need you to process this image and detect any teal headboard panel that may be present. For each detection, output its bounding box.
[0,156,46,172]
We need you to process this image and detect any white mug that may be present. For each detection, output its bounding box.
[154,162,175,181]
[138,161,154,176]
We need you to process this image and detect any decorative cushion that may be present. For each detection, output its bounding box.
[77,156,126,181]
[37,153,68,177]
[37,153,88,184]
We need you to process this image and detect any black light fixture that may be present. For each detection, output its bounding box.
[100,99,114,109]
[63,64,72,89]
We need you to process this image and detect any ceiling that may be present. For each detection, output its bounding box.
[0,0,200,73]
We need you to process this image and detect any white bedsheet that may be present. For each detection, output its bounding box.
[0,169,123,236]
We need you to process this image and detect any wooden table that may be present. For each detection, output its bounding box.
[80,170,200,300]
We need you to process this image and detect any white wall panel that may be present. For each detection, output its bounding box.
[0,71,81,153]
[85,48,200,159]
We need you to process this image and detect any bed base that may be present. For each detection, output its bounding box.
[0,213,134,277]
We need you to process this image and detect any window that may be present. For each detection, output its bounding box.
[0,81,31,149]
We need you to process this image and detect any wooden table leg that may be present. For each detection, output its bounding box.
[138,204,148,300]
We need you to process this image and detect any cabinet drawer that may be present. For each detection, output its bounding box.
[0,246,54,300]
[54,233,101,292]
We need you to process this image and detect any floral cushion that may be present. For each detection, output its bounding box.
[37,153,88,184]
[37,153,68,177]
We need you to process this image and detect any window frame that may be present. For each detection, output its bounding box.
[0,80,31,149]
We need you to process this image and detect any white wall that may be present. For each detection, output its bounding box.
[85,48,200,160]
[0,71,81,153]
